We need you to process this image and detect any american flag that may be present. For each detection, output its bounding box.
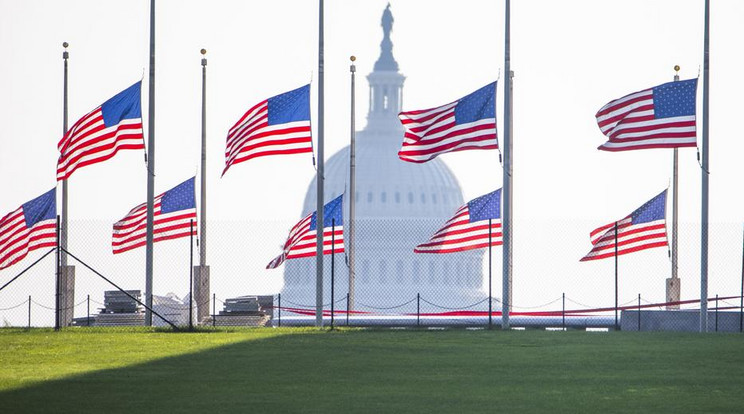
[223,84,313,175]
[267,195,344,269]
[57,81,144,181]
[398,82,498,163]
[581,190,668,261]
[415,189,502,254]
[112,177,197,254]
[0,189,57,270]
[595,79,697,151]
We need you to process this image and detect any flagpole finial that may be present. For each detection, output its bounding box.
[62,42,69,59]
[201,48,207,66]
[350,55,356,62]
[63,42,68,49]
[674,65,680,73]
[201,48,206,55]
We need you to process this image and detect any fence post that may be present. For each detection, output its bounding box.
[715,294,719,332]
[55,216,61,331]
[212,293,216,327]
[417,293,420,327]
[488,293,492,330]
[562,293,565,331]
[28,295,31,329]
[278,293,281,328]
[637,294,641,331]
[87,294,90,327]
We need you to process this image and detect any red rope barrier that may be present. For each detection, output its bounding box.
[275,295,741,318]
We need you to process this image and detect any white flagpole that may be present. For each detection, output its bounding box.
[668,66,681,310]
[196,48,210,325]
[145,0,156,326]
[61,42,69,268]
[348,55,356,311]
[700,0,710,332]
[315,0,325,328]
[200,49,207,270]
[502,0,513,330]
[59,41,76,328]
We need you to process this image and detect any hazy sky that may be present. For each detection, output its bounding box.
[1,0,743,318]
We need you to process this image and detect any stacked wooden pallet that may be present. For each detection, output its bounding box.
[203,296,270,327]
[102,290,144,314]
[95,290,145,326]
[95,312,146,326]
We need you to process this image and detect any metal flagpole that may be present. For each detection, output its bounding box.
[315,0,325,328]
[348,55,356,311]
[615,221,619,330]
[61,42,69,269]
[740,225,743,333]
[145,0,156,326]
[200,49,207,269]
[668,66,681,310]
[502,0,513,330]
[700,0,710,332]
[196,48,210,325]
[58,41,76,329]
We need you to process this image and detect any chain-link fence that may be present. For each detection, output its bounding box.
[1,219,742,332]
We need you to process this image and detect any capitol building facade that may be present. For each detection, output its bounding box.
[280,6,485,310]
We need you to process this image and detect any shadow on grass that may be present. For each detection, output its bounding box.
[1,330,744,414]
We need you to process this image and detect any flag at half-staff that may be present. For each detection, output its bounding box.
[112,177,197,254]
[398,82,497,163]
[595,79,697,151]
[581,190,668,261]
[267,195,344,269]
[415,189,502,254]
[223,84,314,176]
[0,189,57,270]
[57,81,144,180]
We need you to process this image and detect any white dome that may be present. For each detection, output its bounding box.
[299,128,464,219]
[280,5,485,310]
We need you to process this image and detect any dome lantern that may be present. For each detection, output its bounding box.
[366,4,406,133]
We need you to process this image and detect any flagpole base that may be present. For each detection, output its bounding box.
[59,265,76,327]
[666,277,681,310]
[193,265,210,324]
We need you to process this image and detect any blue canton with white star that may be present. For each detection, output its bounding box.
[101,81,142,127]
[310,194,344,230]
[454,82,496,125]
[467,189,501,222]
[161,177,196,214]
[631,190,666,224]
[653,78,697,119]
[22,188,56,227]
[267,84,311,125]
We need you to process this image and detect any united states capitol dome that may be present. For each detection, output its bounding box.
[280,4,485,309]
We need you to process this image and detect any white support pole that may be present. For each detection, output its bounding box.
[315,0,325,328]
[700,0,710,333]
[667,66,681,310]
[502,0,513,330]
[145,0,156,326]
[61,42,69,268]
[348,55,357,311]
[200,49,207,268]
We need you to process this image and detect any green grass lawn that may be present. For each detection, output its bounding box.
[0,328,742,413]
